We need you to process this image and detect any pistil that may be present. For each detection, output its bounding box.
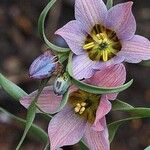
[83,24,121,62]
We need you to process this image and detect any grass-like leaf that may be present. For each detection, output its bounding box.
[38,0,70,53]
[109,100,150,142]
[106,0,113,9]
[0,73,27,101]
[0,107,48,143]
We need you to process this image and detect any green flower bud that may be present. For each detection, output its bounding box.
[53,73,71,95]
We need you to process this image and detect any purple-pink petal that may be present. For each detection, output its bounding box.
[83,118,110,150]
[29,51,57,79]
[93,55,125,70]
[72,54,96,79]
[119,35,150,63]
[92,95,111,132]
[106,2,136,40]
[75,0,107,32]
[20,86,62,114]
[87,63,126,100]
[55,20,86,55]
[48,106,87,150]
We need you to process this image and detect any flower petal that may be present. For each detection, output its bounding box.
[93,55,124,70]
[72,54,96,79]
[92,95,111,131]
[20,86,62,114]
[87,63,126,100]
[119,35,150,63]
[106,2,136,40]
[48,106,86,150]
[83,118,110,150]
[55,20,86,55]
[75,0,107,32]
[88,63,126,87]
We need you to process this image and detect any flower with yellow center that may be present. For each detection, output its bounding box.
[20,63,126,150]
[69,89,100,124]
[83,25,121,62]
[56,0,150,79]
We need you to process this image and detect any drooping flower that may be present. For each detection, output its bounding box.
[20,63,126,150]
[55,0,150,79]
[29,51,59,79]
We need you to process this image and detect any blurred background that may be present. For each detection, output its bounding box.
[0,0,150,149]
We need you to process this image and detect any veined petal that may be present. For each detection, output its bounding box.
[106,2,136,40]
[88,63,126,87]
[72,54,96,80]
[55,20,86,55]
[29,51,57,79]
[92,95,111,131]
[93,55,124,70]
[119,35,150,63]
[83,118,110,150]
[48,106,86,150]
[75,0,107,32]
[20,86,62,114]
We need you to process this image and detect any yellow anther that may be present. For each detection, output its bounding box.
[102,50,108,62]
[99,33,106,39]
[74,106,80,113]
[96,34,101,40]
[79,107,86,114]
[81,102,86,107]
[83,42,95,50]
[76,103,81,108]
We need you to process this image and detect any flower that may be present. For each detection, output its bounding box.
[20,63,126,150]
[55,0,150,79]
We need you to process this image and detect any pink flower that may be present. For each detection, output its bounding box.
[55,0,150,79]
[20,64,126,150]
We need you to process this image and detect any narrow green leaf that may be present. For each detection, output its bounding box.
[106,0,113,9]
[144,146,150,150]
[0,107,48,143]
[67,53,133,94]
[43,141,50,150]
[112,99,134,111]
[16,101,37,150]
[79,140,89,150]
[38,0,70,53]
[109,100,150,142]
[16,79,49,149]
[0,73,27,101]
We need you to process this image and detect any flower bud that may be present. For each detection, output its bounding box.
[53,72,70,95]
[29,51,58,79]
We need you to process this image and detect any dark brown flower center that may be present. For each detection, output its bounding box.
[69,89,100,124]
[83,24,122,62]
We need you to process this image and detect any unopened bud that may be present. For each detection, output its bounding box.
[53,72,70,95]
[29,51,58,79]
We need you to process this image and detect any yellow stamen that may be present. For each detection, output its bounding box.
[79,107,86,114]
[81,102,86,107]
[83,42,95,50]
[76,103,81,108]
[74,106,80,113]
[102,50,108,61]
